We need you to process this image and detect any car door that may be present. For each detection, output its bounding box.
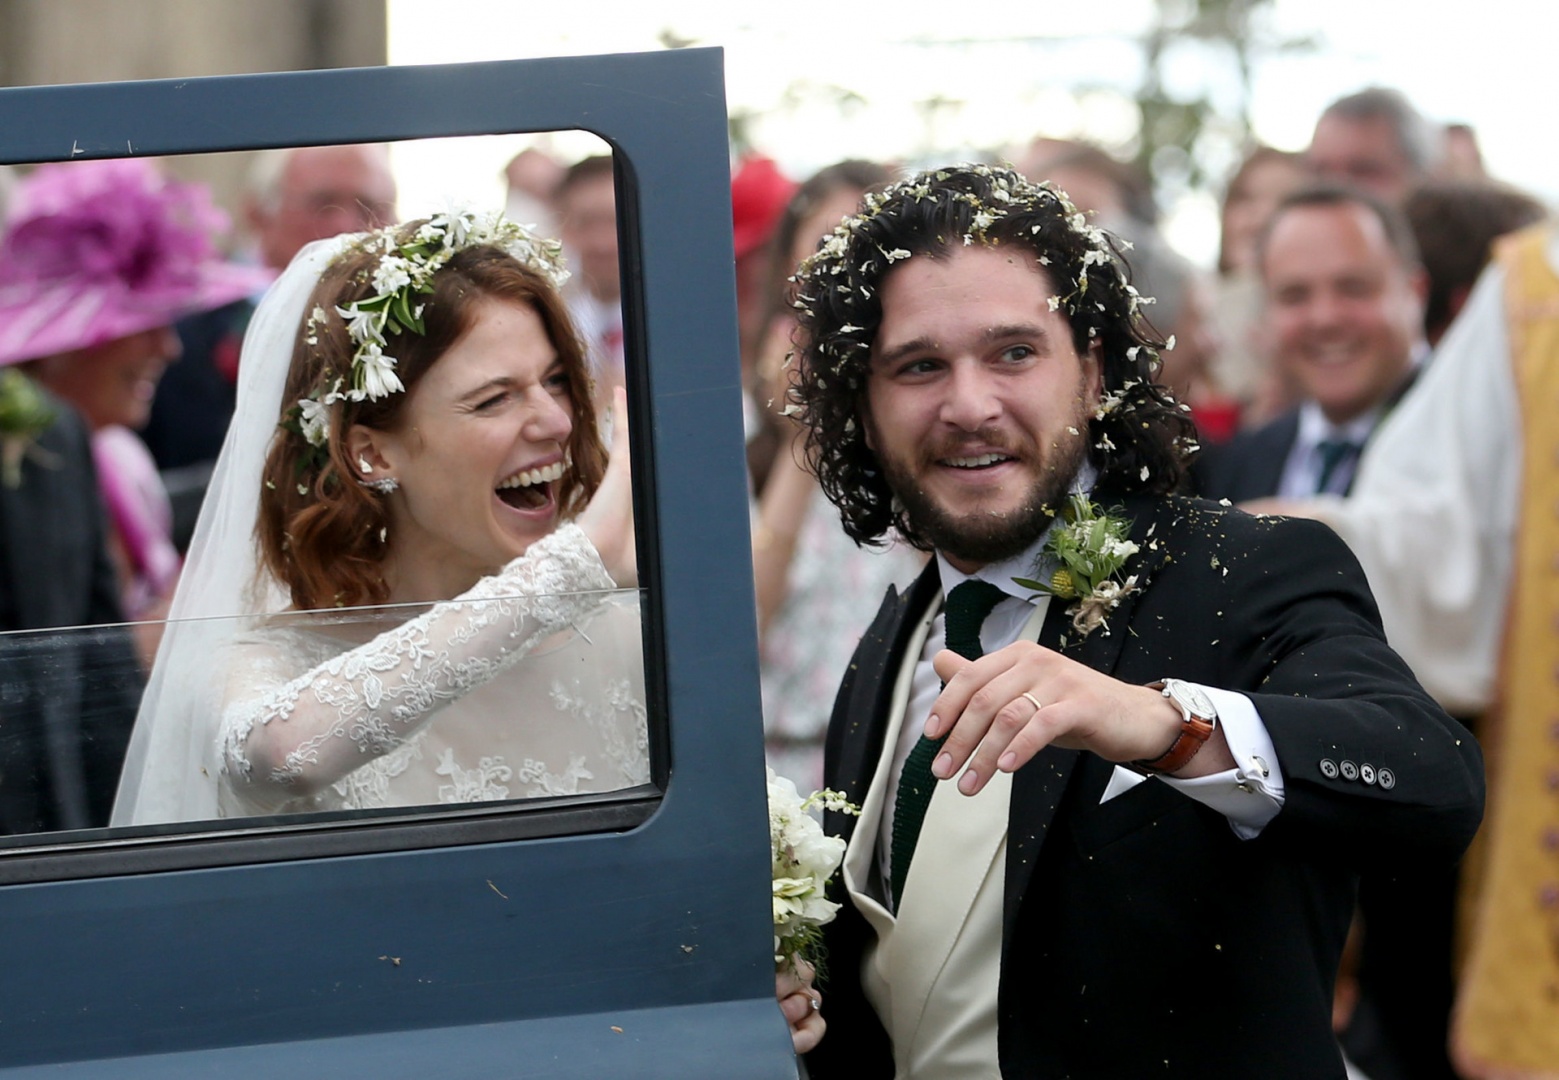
[0,48,793,1078]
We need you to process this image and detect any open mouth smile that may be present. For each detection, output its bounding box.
[941,452,1015,469]
[495,461,564,511]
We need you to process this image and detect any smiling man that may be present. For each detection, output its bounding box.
[1198,185,1426,503]
[787,165,1482,1079]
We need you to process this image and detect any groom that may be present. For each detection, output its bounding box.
[789,165,1484,1078]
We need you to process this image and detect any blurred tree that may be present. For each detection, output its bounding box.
[1134,0,1314,194]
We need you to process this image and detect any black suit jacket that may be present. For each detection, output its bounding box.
[1193,408,1300,502]
[805,494,1484,1079]
[0,396,143,834]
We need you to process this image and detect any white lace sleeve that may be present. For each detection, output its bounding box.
[219,523,616,803]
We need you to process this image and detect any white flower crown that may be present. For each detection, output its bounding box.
[289,209,570,451]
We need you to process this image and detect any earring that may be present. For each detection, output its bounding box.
[357,476,399,495]
[358,455,373,474]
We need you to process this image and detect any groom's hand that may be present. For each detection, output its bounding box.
[925,643,1233,795]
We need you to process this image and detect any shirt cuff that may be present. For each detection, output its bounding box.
[1099,685,1285,839]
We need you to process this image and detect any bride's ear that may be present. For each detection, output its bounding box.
[345,424,397,481]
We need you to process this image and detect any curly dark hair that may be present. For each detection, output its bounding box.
[257,220,607,610]
[788,163,1197,550]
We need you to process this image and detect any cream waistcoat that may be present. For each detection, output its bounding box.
[843,595,1046,1077]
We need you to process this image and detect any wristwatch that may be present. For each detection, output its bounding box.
[1134,678,1218,774]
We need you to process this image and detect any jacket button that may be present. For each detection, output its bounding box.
[1320,759,1339,779]
[1340,760,1359,781]
[1377,768,1396,790]
[1360,763,1377,785]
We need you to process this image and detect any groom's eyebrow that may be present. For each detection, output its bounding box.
[873,322,1055,367]
[873,335,939,367]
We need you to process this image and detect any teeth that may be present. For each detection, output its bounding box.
[497,461,565,490]
[945,453,1010,468]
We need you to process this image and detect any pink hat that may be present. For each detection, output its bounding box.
[0,159,273,366]
[731,154,797,260]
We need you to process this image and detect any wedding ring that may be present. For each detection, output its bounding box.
[809,995,821,1012]
[1021,691,1044,713]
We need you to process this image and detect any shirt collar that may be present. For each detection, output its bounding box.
[1296,400,1380,449]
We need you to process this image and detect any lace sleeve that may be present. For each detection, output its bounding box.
[220,523,616,802]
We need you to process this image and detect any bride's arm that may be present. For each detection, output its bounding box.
[220,522,617,799]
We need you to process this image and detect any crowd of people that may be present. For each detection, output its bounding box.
[0,79,1552,1077]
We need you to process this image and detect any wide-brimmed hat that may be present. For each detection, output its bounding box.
[0,159,273,366]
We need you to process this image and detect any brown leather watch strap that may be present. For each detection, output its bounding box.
[1134,680,1217,774]
[1133,713,1216,774]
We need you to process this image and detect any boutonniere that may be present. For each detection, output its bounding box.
[1014,493,1140,638]
[768,768,859,975]
[0,369,56,488]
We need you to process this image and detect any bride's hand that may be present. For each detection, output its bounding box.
[777,959,825,1055]
[577,385,637,587]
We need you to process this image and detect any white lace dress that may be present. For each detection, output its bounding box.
[215,524,650,818]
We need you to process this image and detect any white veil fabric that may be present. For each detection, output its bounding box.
[112,236,354,826]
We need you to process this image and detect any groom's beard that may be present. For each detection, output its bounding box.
[874,416,1091,568]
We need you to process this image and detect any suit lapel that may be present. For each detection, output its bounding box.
[1004,492,1177,939]
[825,561,940,848]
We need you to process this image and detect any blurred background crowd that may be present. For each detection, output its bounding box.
[1,1,1556,1077]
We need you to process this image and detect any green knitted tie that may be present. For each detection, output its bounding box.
[889,578,1007,909]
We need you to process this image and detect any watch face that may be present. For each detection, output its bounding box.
[1165,679,1216,720]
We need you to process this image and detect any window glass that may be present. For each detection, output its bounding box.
[0,135,652,845]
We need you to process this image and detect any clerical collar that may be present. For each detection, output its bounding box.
[933,461,1099,603]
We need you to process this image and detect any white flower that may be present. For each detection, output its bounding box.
[884,248,912,263]
[357,343,405,400]
[1105,537,1140,559]
[336,304,384,345]
[296,397,330,447]
[438,209,474,248]
[371,256,413,295]
[972,209,997,231]
[1081,249,1109,267]
[768,768,857,969]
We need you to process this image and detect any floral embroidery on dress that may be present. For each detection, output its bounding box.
[333,733,426,809]
[513,754,593,797]
[550,676,651,788]
[434,747,513,803]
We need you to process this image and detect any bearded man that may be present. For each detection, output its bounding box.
[788,164,1483,1079]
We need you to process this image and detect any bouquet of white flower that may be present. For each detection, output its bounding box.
[768,767,858,973]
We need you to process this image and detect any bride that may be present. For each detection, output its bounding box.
[112,211,646,825]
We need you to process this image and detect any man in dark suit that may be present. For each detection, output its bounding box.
[0,393,142,834]
[785,165,1483,1078]
[1196,184,1426,503]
